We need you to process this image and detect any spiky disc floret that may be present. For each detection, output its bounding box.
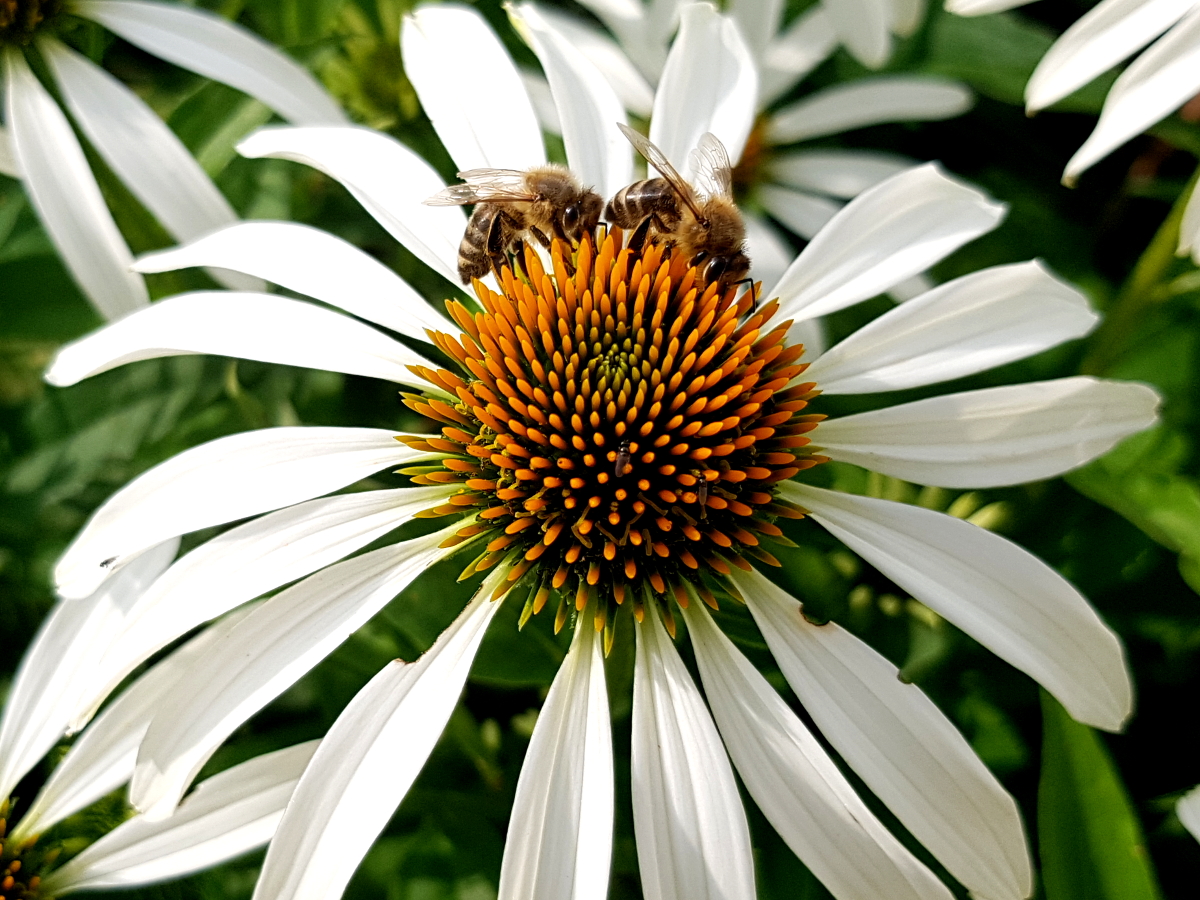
[0,805,45,900]
[401,230,826,646]
[0,0,63,43]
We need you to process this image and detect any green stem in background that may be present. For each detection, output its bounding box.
[1081,167,1198,376]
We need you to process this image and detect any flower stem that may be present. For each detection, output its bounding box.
[1081,169,1197,375]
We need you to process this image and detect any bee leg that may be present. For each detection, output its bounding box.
[627,216,655,252]
[506,223,535,284]
[484,207,509,276]
[528,226,552,249]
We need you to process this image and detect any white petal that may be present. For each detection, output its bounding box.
[43,291,437,388]
[745,213,796,296]
[890,0,926,37]
[1025,0,1193,112]
[402,5,544,171]
[768,76,972,145]
[52,426,418,600]
[45,741,319,894]
[81,486,456,731]
[745,214,829,358]
[787,318,828,359]
[238,126,466,286]
[780,482,1134,731]
[0,123,19,177]
[133,222,455,338]
[820,0,892,69]
[682,602,953,900]
[578,0,676,82]
[735,569,1032,900]
[759,184,842,241]
[729,0,785,57]
[632,606,755,900]
[816,377,1161,488]
[520,7,655,116]
[499,622,612,900]
[74,0,346,125]
[760,7,838,107]
[1181,178,1200,262]
[13,607,256,842]
[522,70,563,135]
[0,541,175,804]
[772,164,1006,323]
[251,582,502,900]
[887,271,935,301]
[3,50,147,320]
[40,41,239,247]
[769,149,914,199]
[806,260,1099,393]
[1179,786,1200,844]
[1064,8,1200,181]
[650,3,758,172]
[131,528,455,819]
[945,0,1036,14]
[511,4,632,201]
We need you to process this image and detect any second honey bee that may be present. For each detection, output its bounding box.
[614,440,632,478]
[425,165,603,283]
[606,123,750,291]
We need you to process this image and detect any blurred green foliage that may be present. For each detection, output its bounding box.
[3,0,1200,898]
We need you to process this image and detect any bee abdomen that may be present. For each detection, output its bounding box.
[458,205,498,282]
[606,178,677,228]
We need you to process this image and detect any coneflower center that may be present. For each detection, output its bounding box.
[0,807,42,900]
[0,0,61,43]
[401,230,825,648]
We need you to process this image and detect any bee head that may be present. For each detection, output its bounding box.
[695,249,751,291]
[562,190,604,243]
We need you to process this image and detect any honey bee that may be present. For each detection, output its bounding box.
[425,165,603,283]
[614,440,632,478]
[606,123,750,291]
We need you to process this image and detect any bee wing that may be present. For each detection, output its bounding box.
[457,168,543,201]
[423,169,539,206]
[423,183,489,206]
[616,122,705,219]
[689,133,734,200]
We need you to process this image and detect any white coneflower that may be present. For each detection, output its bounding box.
[42,6,1158,900]
[0,544,317,897]
[946,0,1200,259]
[1179,786,1200,844]
[541,0,916,79]
[0,0,346,321]
[506,0,972,306]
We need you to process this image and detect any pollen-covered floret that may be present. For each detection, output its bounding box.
[399,230,826,649]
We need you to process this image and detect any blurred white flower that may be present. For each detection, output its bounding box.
[0,0,346,320]
[946,0,1200,262]
[511,0,970,247]
[0,541,315,895]
[508,0,971,343]
[1179,785,1200,844]
[38,6,1159,900]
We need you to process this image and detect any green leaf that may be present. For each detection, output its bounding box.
[1038,692,1163,900]
[0,254,100,340]
[923,10,1114,112]
[244,0,346,46]
[470,590,565,687]
[1068,427,1200,593]
[169,82,273,178]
